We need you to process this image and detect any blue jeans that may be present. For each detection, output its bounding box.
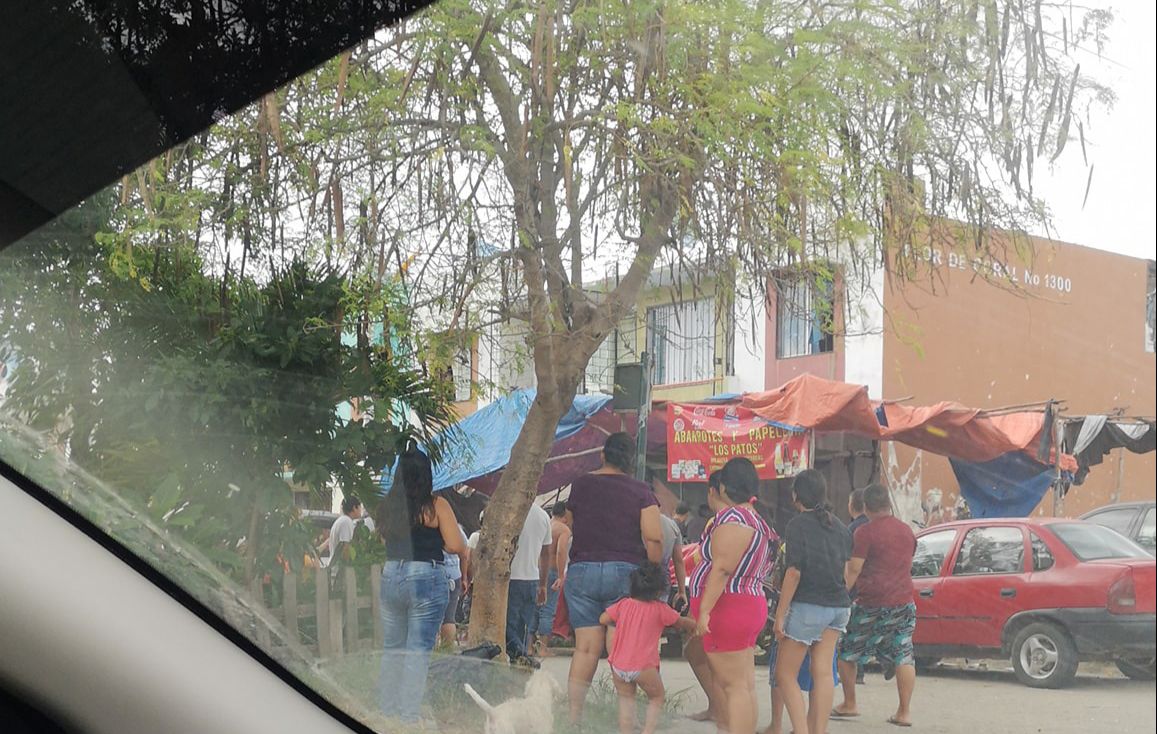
[529,570,559,640]
[378,560,449,722]
[564,561,637,629]
[784,601,851,645]
[506,579,539,659]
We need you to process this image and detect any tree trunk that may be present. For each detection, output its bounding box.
[465,384,577,652]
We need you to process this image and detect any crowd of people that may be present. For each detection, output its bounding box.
[368,433,919,733]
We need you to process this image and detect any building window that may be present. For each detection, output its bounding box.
[647,298,716,385]
[1146,260,1154,354]
[775,275,834,358]
[584,316,638,395]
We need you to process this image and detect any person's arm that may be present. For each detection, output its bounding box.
[845,525,869,590]
[675,616,698,634]
[640,505,664,563]
[537,538,551,605]
[774,567,801,639]
[599,611,614,627]
[694,523,755,636]
[553,529,571,591]
[435,497,466,555]
[845,557,865,590]
[672,537,688,604]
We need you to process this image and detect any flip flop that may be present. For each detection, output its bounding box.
[887,717,913,727]
[831,709,860,718]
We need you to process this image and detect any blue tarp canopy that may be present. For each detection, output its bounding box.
[379,388,614,494]
[949,452,1055,518]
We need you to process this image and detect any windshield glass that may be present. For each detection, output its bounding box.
[2,0,1155,732]
[1051,522,1153,562]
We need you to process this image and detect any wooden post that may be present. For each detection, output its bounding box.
[329,599,344,656]
[371,563,383,648]
[343,566,359,653]
[283,570,299,646]
[316,567,332,657]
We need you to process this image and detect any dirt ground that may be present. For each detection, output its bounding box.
[537,656,1157,734]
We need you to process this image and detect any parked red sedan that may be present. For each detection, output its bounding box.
[910,517,1156,688]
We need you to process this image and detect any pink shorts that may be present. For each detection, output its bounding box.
[691,593,767,653]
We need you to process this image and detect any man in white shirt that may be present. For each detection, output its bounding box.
[319,495,363,568]
[506,503,553,662]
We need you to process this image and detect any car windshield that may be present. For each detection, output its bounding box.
[1051,523,1153,562]
[1,0,1155,732]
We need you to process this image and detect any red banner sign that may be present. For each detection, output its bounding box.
[666,403,810,482]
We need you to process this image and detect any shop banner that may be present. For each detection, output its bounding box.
[666,402,810,482]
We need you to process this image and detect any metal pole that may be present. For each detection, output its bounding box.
[636,351,652,481]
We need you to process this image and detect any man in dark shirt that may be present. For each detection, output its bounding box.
[834,484,918,727]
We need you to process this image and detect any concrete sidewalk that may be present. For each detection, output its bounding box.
[535,655,1152,733]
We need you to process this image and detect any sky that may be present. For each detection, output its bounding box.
[1032,1,1156,260]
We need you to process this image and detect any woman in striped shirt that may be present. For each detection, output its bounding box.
[690,457,775,734]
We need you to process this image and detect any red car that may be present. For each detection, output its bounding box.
[910,517,1156,688]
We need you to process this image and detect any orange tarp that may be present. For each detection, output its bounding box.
[741,374,1076,470]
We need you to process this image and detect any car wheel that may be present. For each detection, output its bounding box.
[914,656,941,671]
[1115,658,1157,681]
[1011,623,1079,689]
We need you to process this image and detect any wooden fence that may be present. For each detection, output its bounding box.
[253,564,383,658]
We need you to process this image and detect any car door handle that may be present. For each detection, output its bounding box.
[1000,588,1017,598]
[919,589,934,598]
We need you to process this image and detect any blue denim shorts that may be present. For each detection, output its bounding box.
[564,561,637,629]
[784,602,851,645]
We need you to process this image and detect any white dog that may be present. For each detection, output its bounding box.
[463,670,561,734]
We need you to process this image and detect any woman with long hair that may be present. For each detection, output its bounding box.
[376,443,465,724]
[773,470,852,734]
[689,457,775,734]
[564,432,664,724]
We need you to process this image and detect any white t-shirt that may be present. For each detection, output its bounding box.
[324,514,356,566]
[510,504,553,581]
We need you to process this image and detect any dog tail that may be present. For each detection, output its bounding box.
[463,683,497,715]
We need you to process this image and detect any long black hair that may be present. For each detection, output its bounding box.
[377,443,436,545]
[718,457,759,504]
[792,469,834,528]
[603,432,636,474]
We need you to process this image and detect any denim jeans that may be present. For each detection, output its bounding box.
[506,579,539,659]
[563,561,637,629]
[529,570,559,640]
[378,560,449,722]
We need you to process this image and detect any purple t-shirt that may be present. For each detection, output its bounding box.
[568,473,658,564]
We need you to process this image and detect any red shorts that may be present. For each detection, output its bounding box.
[691,593,767,653]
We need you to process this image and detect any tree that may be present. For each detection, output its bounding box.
[355,0,1110,649]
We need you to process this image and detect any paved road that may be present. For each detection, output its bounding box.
[538,656,1156,733]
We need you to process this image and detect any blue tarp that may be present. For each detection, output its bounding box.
[379,388,613,494]
[949,452,1055,518]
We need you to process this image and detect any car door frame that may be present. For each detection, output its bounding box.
[910,526,963,647]
[933,523,1031,650]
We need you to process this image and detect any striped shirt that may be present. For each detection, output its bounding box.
[689,505,776,598]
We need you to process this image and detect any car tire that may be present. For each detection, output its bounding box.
[914,656,941,671]
[1011,623,1079,689]
[1115,658,1157,681]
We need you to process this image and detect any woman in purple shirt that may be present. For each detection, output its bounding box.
[563,432,664,724]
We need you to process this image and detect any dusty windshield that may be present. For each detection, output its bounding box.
[1,0,1154,733]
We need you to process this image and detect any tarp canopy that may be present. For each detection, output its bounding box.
[740,373,1074,469]
[950,452,1057,518]
[378,389,622,496]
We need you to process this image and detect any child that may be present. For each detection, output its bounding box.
[600,562,697,734]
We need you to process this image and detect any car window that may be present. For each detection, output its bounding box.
[911,529,957,578]
[1085,507,1138,537]
[1030,532,1055,572]
[1137,508,1156,552]
[1051,522,1152,561]
[953,527,1025,575]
